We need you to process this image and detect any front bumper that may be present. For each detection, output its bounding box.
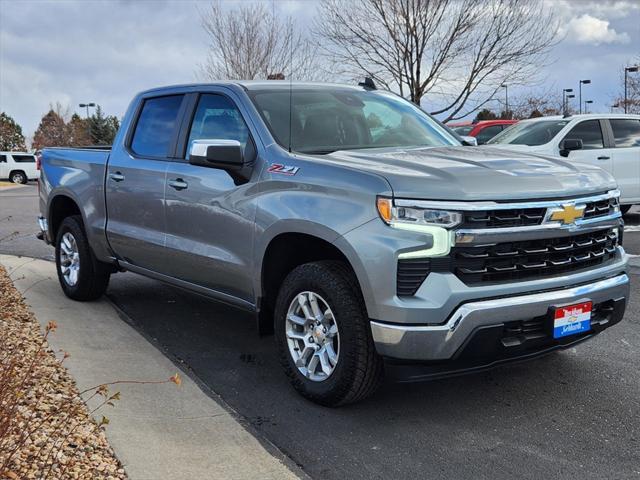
[371,273,629,362]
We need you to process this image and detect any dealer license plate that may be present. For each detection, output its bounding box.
[552,301,592,339]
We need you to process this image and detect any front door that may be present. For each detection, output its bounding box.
[105,94,185,271]
[163,92,258,302]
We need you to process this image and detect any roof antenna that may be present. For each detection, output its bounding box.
[359,77,377,90]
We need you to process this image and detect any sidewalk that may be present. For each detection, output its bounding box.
[0,255,302,480]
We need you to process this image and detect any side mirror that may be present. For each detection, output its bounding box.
[189,139,244,170]
[461,135,478,146]
[559,138,583,157]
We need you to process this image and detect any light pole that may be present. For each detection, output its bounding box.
[579,79,591,114]
[566,94,575,114]
[624,66,639,114]
[584,100,593,114]
[501,83,509,119]
[562,88,573,115]
[78,102,96,118]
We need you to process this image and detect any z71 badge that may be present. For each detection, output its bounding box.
[268,163,299,176]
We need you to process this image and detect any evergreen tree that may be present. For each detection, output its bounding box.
[87,106,119,145]
[0,112,27,151]
[473,109,498,122]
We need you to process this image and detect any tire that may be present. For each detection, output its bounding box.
[620,205,632,215]
[10,171,27,184]
[55,215,110,301]
[274,261,384,406]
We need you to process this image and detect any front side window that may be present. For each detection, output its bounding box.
[187,94,251,153]
[475,125,503,145]
[610,119,640,148]
[131,95,184,157]
[12,155,36,163]
[249,88,459,154]
[488,120,569,146]
[563,120,604,149]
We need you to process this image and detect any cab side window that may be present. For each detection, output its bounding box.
[563,120,604,149]
[187,94,251,154]
[0,155,6,163]
[131,95,185,158]
[610,119,640,148]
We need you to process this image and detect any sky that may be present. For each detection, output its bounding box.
[0,0,639,143]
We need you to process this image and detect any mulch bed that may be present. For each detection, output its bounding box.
[0,265,127,479]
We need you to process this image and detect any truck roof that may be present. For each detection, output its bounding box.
[138,81,373,96]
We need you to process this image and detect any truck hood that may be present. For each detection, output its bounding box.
[323,146,616,201]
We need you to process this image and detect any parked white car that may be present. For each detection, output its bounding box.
[0,151,39,184]
[487,114,640,213]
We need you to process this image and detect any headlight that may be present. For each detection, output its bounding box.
[376,197,462,229]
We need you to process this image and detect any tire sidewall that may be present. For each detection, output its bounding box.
[11,172,26,184]
[275,264,364,402]
[54,217,92,299]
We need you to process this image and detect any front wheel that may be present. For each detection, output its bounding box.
[274,261,383,406]
[55,215,110,301]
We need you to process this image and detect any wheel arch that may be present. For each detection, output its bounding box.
[256,225,369,335]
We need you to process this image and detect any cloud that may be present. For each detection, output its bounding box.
[563,14,631,45]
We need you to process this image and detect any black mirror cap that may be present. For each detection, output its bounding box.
[559,138,583,157]
[189,143,244,170]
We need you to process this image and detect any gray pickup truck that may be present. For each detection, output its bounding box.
[38,82,629,406]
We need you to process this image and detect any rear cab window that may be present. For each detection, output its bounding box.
[609,119,640,147]
[130,95,184,157]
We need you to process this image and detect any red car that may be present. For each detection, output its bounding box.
[449,119,518,144]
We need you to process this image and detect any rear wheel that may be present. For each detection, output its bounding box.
[55,215,110,301]
[10,171,27,184]
[274,261,383,406]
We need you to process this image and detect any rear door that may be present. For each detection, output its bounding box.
[562,119,614,174]
[606,118,640,203]
[11,154,38,179]
[105,93,186,271]
[162,90,259,302]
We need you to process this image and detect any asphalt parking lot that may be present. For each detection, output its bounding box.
[1,184,639,479]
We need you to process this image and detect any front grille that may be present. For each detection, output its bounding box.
[397,259,430,296]
[452,228,618,284]
[583,196,618,219]
[458,195,619,229]
[461,208,546,229]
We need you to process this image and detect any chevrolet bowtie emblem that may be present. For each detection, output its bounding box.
[549,204,585,224]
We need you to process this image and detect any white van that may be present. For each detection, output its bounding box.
[487,114,640,213]
[0,152,39,184]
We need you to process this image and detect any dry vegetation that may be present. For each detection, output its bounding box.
[0,265,133,479]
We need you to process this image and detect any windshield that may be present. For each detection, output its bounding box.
[451,125,473,136]
[248,88,460,154]
[487,119,569,146]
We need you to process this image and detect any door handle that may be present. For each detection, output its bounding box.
[168,178,188,190]
[597,156,610,160]
[109,172,125,182]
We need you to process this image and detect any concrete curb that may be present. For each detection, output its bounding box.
[1,255,302,480]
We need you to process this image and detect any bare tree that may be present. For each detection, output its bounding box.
[315,0,559,122]
[613,56,640,114]
[199,1,319,81]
